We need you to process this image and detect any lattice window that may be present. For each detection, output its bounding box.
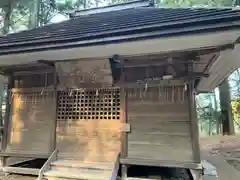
[57,89,121,121]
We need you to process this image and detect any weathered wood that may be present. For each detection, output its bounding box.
[126,85,194,163]
[51,159,114,170]
[38,149,59,180]
[121,89,128,158]
[10,87,55,93]
[56,88,123,162]
[188,82,201,163]
[128,118,190,134]
[44,168,113,180]
[2,166,39,175]
[51,69,58,152]
[13,69,54,76]
[55,59,113,89]
[128,133,192,146]
[116,80,186,88]
[128,103,189,114]
[2,76,12,152]
[0,152,50,158]
[111,154,120,180]
[120,158,202,169]
[127,143,193,161]
[5,91,56,155]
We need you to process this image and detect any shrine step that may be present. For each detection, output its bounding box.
[44,169,111,180]
[51,159,114,170]
[44,159,119,180]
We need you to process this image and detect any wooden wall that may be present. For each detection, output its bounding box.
[126,85,194,162]
[6,91,56,155]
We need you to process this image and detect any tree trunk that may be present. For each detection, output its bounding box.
[28,0,40,29]
[213,90,220,134]
[219,79,235,135]
[83,0,87,9]
[2,1,12,34]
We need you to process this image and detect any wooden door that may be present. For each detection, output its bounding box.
[56,88,124,162]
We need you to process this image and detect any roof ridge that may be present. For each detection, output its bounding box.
[70,0,153,17]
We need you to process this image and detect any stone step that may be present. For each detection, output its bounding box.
[44,169,111,180]
[52,159,114,170]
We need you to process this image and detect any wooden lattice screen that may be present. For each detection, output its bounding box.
[56,88,123,161]
[57,88,121,121]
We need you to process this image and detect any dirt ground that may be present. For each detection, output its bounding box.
[200,135,240,180]
[0,174,36,180]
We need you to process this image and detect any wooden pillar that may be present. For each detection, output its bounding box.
[51,69,58,152]
[2,76,12,151]
[188,81,201,163]
[119,56,128,178]
[1,76,12,167]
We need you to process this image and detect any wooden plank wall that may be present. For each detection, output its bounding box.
[56,88,123,162]
[5,91,56,155]
[126,85,194,162]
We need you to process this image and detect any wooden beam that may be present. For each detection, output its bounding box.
[119,43,233,62]
[37,60,55,67]
[120,158,202,170]
[115,79,185,88]
[3,167,39,175]
[0,152,51,158]
[10,87,55,93]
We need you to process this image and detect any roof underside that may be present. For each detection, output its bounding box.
[0,7,239,55]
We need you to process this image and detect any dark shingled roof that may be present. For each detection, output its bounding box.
[0,7,240,54]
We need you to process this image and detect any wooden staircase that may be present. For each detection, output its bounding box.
[38,150,120,180]
[44,159,117,180]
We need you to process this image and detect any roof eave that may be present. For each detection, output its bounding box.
[0,24,239,56]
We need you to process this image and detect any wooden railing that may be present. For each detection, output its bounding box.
[38,149,58,180]
[111,153,120,180]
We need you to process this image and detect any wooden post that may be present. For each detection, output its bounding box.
[1,76,12,167]
[121,89,128,158]
[2,76,13,151]
[188,81,201,163]
[51,69,58,152]
[119,56,128,178]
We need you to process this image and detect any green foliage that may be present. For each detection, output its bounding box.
[196,92,221,136]
[0,0,237,35]
[231,98,240,128]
